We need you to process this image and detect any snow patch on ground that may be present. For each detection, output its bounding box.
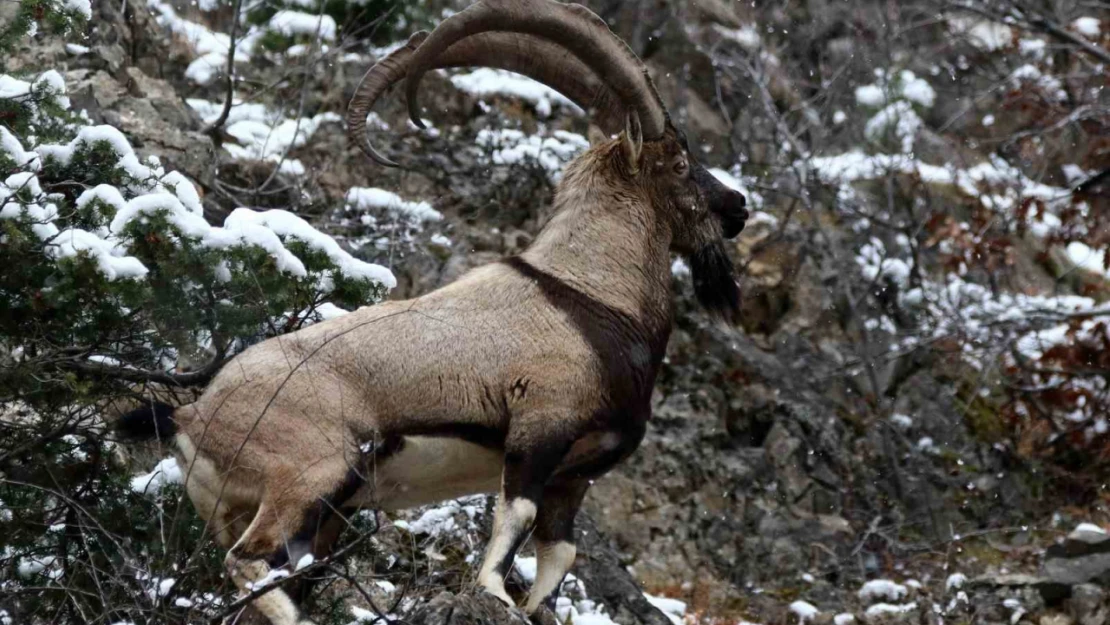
[346,187,442,224]
[450,68,582,118]
[268,11,337,41]
[790,600,820,622]
[393,496,487,538]
[475,128,589,180]
[859,579,909,602]
[187,98,340,175]
[948,17,1013,50]
[146,0,260,85]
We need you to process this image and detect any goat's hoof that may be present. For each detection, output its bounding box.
[480,586,515,608]
[527,605,559,625]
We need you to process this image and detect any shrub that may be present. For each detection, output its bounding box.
[0,17,394,624]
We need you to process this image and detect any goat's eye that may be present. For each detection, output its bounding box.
[673,159,688,176]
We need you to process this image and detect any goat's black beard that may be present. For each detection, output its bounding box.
[688,243,741,323]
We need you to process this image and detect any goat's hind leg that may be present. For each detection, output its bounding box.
[225,461,363,625]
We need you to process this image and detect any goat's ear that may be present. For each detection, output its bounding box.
[620,111,642,175]
[587,123,608,146]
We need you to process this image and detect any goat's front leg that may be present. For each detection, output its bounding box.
[476,437,568,606]
[523,479,589,613]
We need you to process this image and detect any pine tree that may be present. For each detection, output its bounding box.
[0,5,393,621]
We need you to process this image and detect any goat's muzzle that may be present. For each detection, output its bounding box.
[694,164,748,239]
[716,189,748,239]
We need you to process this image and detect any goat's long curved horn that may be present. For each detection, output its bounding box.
[403,0,667,140]
[347,31,427,167]
[347,30,627,166]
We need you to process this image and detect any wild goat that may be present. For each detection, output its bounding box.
[118,1,748,623]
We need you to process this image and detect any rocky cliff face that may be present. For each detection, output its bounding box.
[10,0,1110,622]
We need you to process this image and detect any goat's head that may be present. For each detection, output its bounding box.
[346,0,748,319]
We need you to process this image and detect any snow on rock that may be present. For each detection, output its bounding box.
[948,17,1013,51]
[1072,522,1108,536]
[890,414,913,429]
[146,0,259,85]
[268,10,338,41]
[834,614,856,625]
[346,187,442,224]
[187,99,339,173]
[644,594,686,625]
[790,600,820,623]
[859,579,909,602]
[865,602,917,619]
[393,495,487,538]
[1073,17,1101,38]
[945,573,967,591]
[514,556,538,583]
[131,457,183,495]
[475,128,588,180]
[450,68,582,118]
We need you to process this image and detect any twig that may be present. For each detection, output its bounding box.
[207,533,371,624]
[203,0,246,137]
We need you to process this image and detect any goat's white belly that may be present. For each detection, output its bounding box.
[354,436,503,511]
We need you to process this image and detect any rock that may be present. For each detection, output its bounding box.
[1044,548,1110,588]
[572,514,676,625]
[1067,584,1110,625]
[975,573,1074,605]
[406,591,532,625]
[1049,531,1110,559]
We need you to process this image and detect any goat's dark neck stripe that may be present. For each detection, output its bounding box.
[502,255,668,420]
[503,255,643,332]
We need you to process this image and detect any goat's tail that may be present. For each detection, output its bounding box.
[115,400,177,441]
